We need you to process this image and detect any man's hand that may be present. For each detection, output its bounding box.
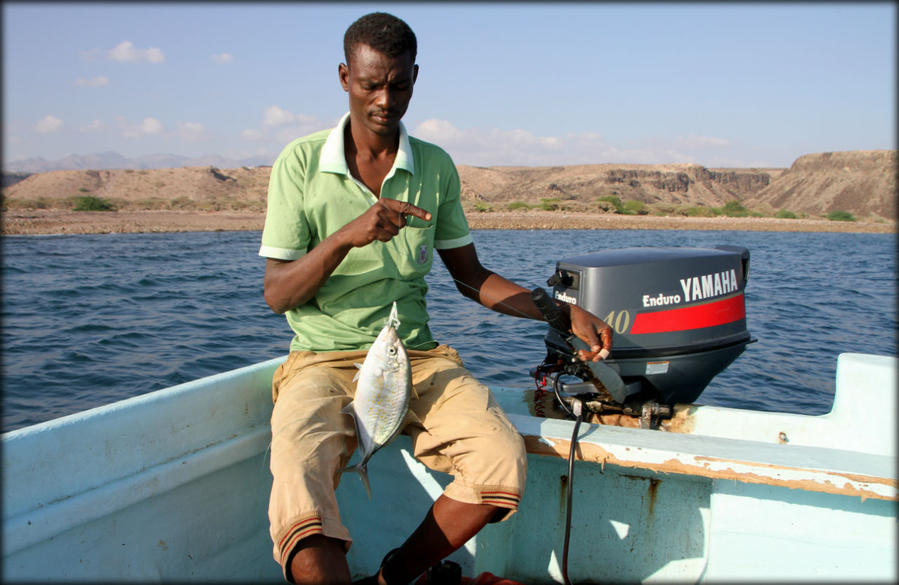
[338,198,432,248]
[263,199,431,314]
[568,304,613,362]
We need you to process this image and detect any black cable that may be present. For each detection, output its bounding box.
[551,371,576,418]
[561,399,583,585]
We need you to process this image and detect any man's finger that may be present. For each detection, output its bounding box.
[380,198,432,222]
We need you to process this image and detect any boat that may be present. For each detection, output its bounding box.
[2,352,895,582]
[4,245,896,582]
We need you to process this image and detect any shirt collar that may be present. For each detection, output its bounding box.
[319,112,415,176]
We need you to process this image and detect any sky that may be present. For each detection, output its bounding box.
[2,2,896,169]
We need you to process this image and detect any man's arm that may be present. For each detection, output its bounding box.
[263,198,432,314]
[438,243,613,361]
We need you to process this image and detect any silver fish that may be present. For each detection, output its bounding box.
[343,302,412,498]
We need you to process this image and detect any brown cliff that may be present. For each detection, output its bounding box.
[456,163,782,209]
[743,150,896,219]
[3,150,895,221]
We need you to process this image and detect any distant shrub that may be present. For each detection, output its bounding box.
[5,197,51,210]
[135,197,168,210]
[73,195,115,211]
[827,210,856,222]
[473,202,492,213]
[681,206,717,217]
[197,200,223,212]
[539,197,560,211]
[168,196,195,210]
[596,195,623,212]
[650,203,677,216]
[506,201,531,211]
[775,209,798,219]
[78,187,90,193]
[719,200,750,217]
[621,200,648,215]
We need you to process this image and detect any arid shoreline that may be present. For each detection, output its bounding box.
[1,209,895,236]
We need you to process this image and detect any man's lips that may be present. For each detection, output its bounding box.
[371,111,398,124]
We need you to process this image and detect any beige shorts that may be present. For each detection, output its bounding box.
[267,344,527,577]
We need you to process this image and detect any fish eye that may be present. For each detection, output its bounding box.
[388,346,397,355]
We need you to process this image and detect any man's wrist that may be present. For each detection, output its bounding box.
[554,299,572,319]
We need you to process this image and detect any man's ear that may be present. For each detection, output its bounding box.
[338,62,349,92]
[412,64,419,85]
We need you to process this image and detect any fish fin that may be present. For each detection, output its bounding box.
[345,462,373,500]
[341,401,355,417]
[352,363,362,382]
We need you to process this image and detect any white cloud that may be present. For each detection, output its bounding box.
[673,135,731,148]
[34,115,64,134]
[80,120,106,132]
[413,119,591,165]
[74,76,110,87]
[409,119,754,166]
[176,121,209,141]
[263,105,307,127]
[241,128,265,141]
[140,118,163,134]
[138,118,163,135]
[250,106,330,146]
[119,116,163,138]
[107,41,165,64]
[211,52,233,64]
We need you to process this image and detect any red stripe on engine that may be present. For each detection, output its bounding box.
[630,294,745,335]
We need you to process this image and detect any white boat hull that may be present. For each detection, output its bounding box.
[3,353,896,582]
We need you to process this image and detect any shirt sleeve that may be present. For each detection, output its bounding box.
[258,145,311,260]
[433,158,473,250]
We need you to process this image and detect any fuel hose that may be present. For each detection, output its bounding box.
[531,288,581,585]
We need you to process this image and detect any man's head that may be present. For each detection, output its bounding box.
[343,12,417,67]
[340,13,419,139]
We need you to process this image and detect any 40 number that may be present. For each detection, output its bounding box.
[604,310,631,334]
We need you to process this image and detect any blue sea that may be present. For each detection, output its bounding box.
[2,229,896,433]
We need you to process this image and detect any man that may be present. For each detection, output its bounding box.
[259,12,612,585]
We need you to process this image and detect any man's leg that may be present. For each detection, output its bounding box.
[290,534,352,585]
[376,496,502,585]
[367,347,527,584]
[269,351,365,584]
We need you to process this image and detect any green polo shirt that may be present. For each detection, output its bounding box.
[259,112,472,352]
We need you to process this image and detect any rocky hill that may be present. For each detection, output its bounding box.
[3,150,896,221]
[2,166,270,211]
[743,150,896,219]
[456,163,782,209]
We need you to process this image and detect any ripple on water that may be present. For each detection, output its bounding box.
[2,230,895,431]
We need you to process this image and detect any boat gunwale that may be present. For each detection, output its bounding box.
[509,413,896,502]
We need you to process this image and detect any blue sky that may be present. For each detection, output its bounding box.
[3,2,895,168]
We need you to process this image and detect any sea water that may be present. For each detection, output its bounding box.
[2,229,896,432]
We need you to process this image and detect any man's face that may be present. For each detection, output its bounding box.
[339,43,418,138]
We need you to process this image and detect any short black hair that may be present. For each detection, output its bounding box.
[343,12,417,65]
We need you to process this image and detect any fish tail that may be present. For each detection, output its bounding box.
[345,461,372,500]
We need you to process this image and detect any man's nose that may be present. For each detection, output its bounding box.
[374,88,395,110]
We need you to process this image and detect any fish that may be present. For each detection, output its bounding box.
[342,302,412,499]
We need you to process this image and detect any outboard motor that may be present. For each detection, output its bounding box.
[532,246,753,428]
